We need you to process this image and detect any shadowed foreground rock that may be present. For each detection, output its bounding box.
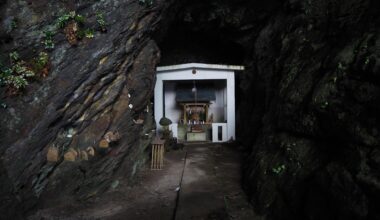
[238,1,380,220]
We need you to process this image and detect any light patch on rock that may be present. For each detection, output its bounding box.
[111,180,119,189]
[99,56,108,65]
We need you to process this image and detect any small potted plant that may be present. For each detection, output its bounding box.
[159,117,172,137]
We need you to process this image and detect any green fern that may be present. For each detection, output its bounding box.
[272,164,286,174]
[43,30,55,49]
[96,12,107,31]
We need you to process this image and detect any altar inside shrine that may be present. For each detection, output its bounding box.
[178,103,211,142]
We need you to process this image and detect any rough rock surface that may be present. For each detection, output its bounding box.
[0,0,170,218]
[1,0,380,219]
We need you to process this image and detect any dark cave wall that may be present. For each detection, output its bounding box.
[160,0,380,219]
[239,0,380,219]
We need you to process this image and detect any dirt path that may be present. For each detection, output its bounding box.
[175,144,258,220]
[28,144,259,220]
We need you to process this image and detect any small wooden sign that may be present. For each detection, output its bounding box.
[47,147,59,162]
[99,139,109,148]
[104,131,120,143]
[64,151,76,162]
[80,150,88,161]
[87,146,95,156]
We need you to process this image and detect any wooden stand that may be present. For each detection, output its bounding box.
[151,137,165,170]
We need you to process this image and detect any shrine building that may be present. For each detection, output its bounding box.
[154,63,244,143]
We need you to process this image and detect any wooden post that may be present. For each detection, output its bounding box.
[183,104,187,124]
[205,104,209,122]
[160,144,164,169]
[151,144,154,169]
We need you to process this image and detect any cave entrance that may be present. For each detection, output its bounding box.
[154,63,243,143]
[153,2,247,143]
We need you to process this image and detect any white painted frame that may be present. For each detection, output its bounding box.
[154,63,244,142]
[212,123,227,142]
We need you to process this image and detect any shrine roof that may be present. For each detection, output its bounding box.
[156,63,244,72]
